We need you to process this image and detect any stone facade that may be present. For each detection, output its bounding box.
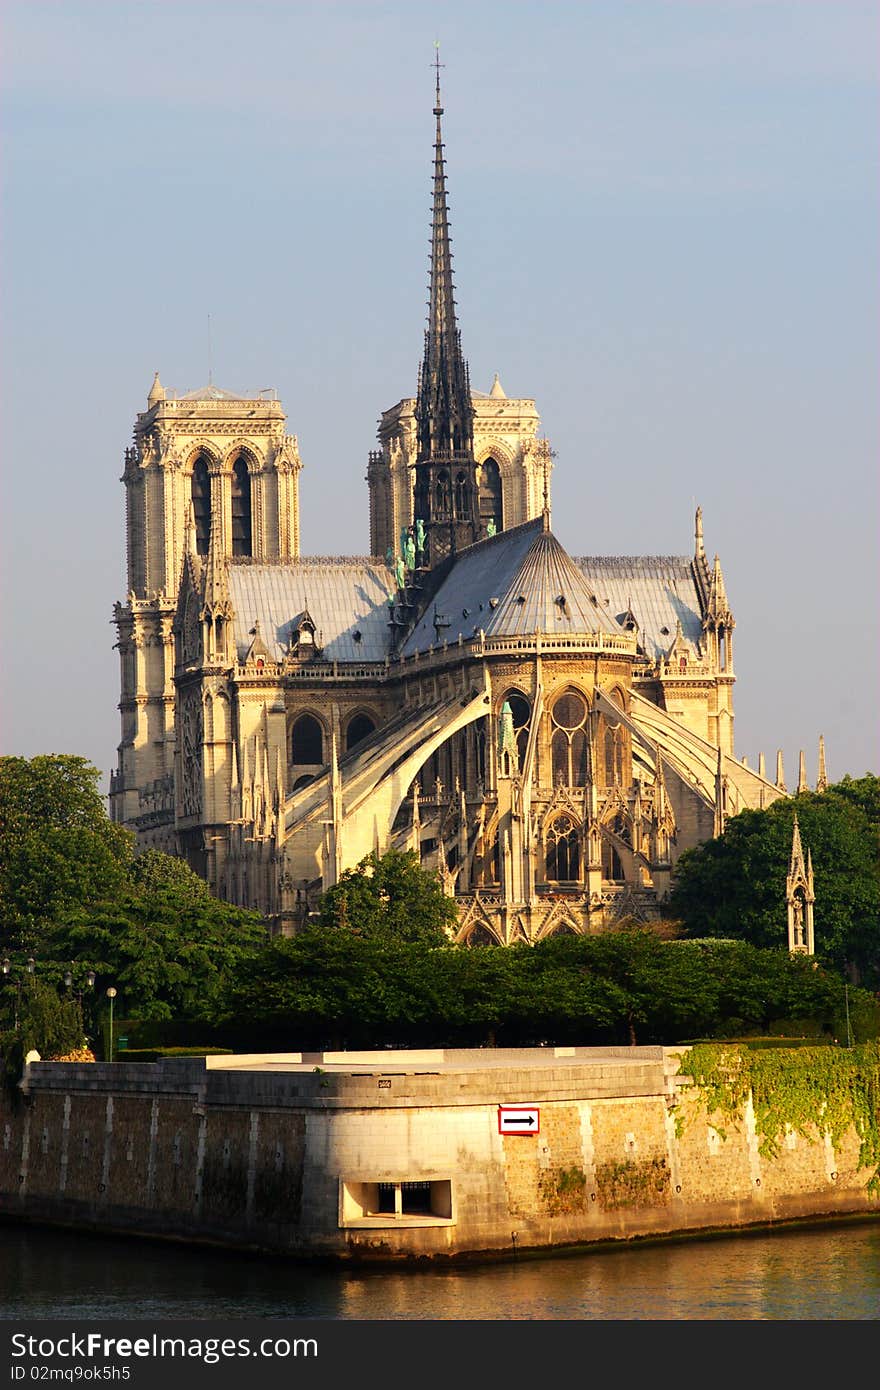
[3,1050,876,1263]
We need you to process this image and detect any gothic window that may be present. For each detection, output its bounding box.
[346,712,376,751]
[454,472,469,519]
[546,815,580,882]
[602,842,625,881]
[465,924,497,947]
[550,690,588,787]
[478,458,503,532]
[231,456,252,557]
[475,718,487,784]
[292,774,315,793]
[501,690,531,768]
[191,456,211,556]
[290,713,323,766]
[603,725,625,786]
[435,471,450,516]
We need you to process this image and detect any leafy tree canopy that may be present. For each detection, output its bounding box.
[0,756,133,950]
[215,925,875,1051]
[0,755,268,1024]
[669,778,880,986]
[317,849,458,946]
[39,887,268,1023]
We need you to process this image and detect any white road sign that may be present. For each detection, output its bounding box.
[498,1105,540,1135]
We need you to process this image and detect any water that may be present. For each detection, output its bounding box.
[1,1218,878,1320]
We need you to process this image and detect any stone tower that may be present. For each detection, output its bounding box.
[109,377,301,844]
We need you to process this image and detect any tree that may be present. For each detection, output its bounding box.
[0,756,133,951]
[669,781,880,987]
[317,849,458,946]
[42,888,268,1023]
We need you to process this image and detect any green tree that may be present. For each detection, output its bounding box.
[42,889,268,1023]
[0,756,133,951]
[317,849,458,945]
[669,783,880,986]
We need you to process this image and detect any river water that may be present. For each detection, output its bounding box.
[1,1218,878,1320]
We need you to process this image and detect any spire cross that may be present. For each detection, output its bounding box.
[433,42,444,111]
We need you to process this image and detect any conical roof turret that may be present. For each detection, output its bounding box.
[148,371,166,407]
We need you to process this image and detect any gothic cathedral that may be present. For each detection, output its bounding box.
[110,78,795,942]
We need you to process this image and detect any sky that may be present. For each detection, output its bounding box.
[1,0,877,796]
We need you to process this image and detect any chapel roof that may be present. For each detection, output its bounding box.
[399,518,624,657]
[228,559,395,664]
[572,556,704,659]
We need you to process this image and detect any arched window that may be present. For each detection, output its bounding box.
[231,456,252,557]
[502,690,531,768]
[290,713,323,766]
[550,690,589,787]
[465,924,497,947]
[454,472,469,519]
[435,471,450,516]
[346,712,376,751]
[546,815,581,882]
[191,456,211,556]
[292,774,315,793]
[602,843,625,881]
[478,457,503,533]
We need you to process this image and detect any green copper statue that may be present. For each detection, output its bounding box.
[487,518,497,538]
[415,518,426,555]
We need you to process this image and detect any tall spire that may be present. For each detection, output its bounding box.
[816,734,828,793]
[776,750,786,792]
[412,47,479,567]
[797,749,808,794]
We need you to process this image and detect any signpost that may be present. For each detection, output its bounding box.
[498,1106,540,1135]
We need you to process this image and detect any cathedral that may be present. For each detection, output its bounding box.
[110,75,807,943]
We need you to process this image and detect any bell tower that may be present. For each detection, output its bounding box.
[110,376,302,846]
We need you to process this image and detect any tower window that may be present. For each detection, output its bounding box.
[435,471,450,516]
[231,456,253,557]
[546,815,580,882]
[291,713,323,766]
[454,472,469,519]
[191,456,211,556]
[346,712,376,751]
[478,457,503,533]
[550,690,588,787]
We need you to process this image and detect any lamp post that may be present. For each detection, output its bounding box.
[63,965,97,1048]
[1,955,36,1032]
[106,987,117,1062]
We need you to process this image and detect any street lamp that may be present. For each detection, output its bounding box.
[106,987,117,1062]
[62,966,97,1003]
[1,955,36,1032]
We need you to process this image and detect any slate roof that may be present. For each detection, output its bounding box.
[228,559,395,664]
[225,542,707,668]
[572,556,705,660]
[399,519,623,657]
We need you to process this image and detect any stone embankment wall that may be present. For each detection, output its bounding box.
[0,1048,876,1262]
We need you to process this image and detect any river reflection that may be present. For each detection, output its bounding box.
[1,1220,878,1320]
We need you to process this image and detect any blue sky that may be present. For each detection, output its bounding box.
[1,0,877,792]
